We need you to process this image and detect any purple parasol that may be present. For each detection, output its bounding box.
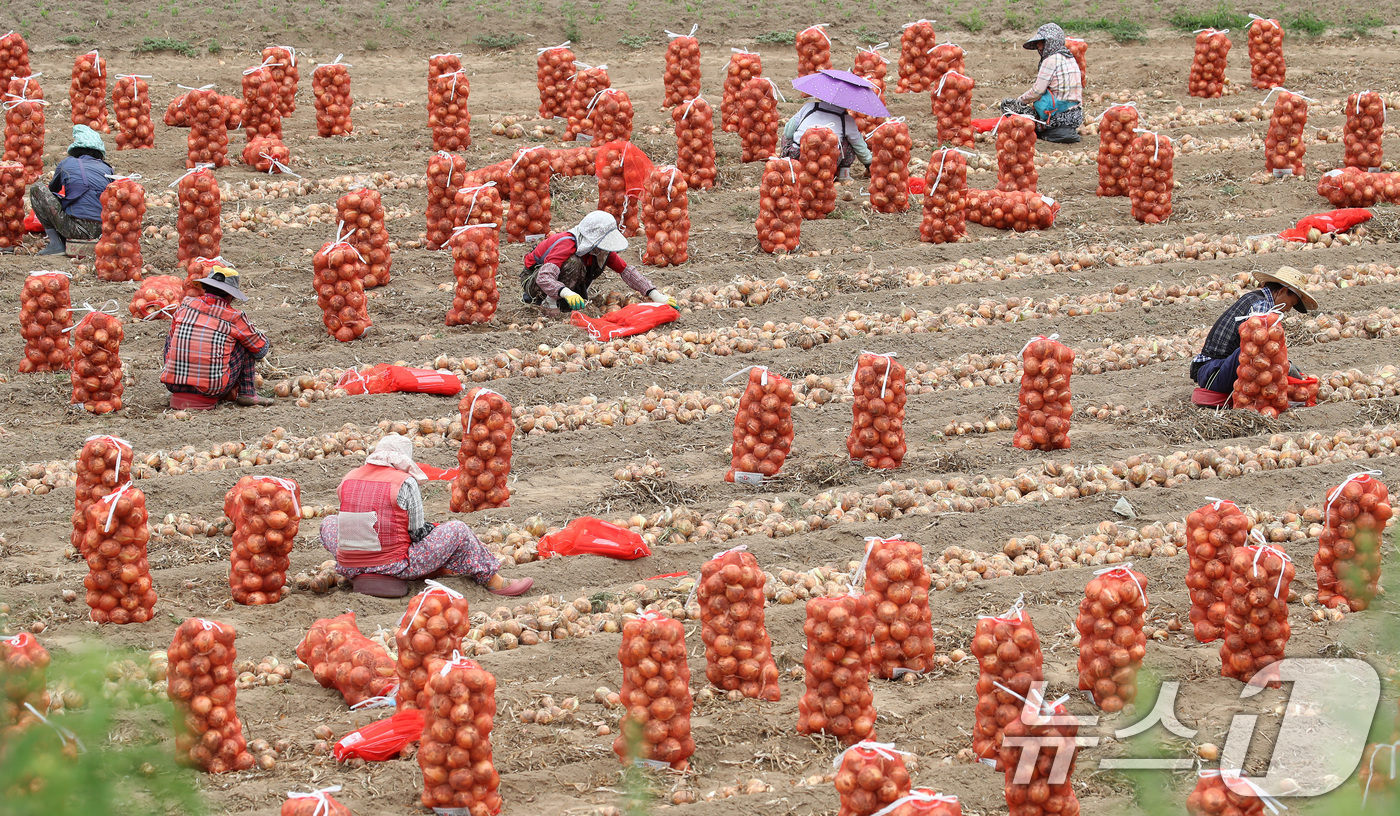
[789,69,890,117]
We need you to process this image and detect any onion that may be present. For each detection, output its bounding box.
[641,166,689,267]
[176,166,222,264]
[663,32,701,108]
[1344,91,1384,171]
[1316,474,1392,611]
[999,694,1081,816]
[113,75,154,150]
[1185,500,1248,643]
[396,587,473,711]
[1263,90,1308,176]
[1095,105,1138,197]
[932,71,974,148]
[1127,131,1174,224]
[563,64,609,141]
[70,310,124,413]
[296,611,397,707]
[1076,566,1147,712]
[1232,311,1288,416]
[312,236,372,342]
[450,388,514,512]
[508,146,552,242]
[848,354,907,468]
[721,51,762,132]
[312,60,352,137]
[590,88,634,145]
[919,149,967,243]
[867,120,912,215]
[972,600,1044,767]
[1188,29,1231,99]
[241,65,283,142]
[834,742,911,816]
[68,51,108,132]
[726,367,794,481]
[1014,336,1074,450]
[1066,38,1088,86]
[1,632,51,731]
[83,486,156,624]
[168,619,255,773]
[672,96,716,191]
[1221,543,1293,685]
[536,44,574,118]
[738,77,780,163]
[863,537,934,677]
[428,70,471,152]
[447,223,500,325]
[895,21,937,93]
[965,189,1060,232]
[129,275,184,320]
[419,657,501,812]
[699,547,780,700]
[798,126,840,219]
[614,612,694,769]
[425,151,468,250]
[337,189,390,287]
[260,46,298,116]
[227,476,301,605]
[797,593,876,745]
[1247,18,1285,90]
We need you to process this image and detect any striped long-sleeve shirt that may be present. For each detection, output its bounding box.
[1019,53,1083,105]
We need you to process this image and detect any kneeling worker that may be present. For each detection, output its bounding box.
[520,210,677,313]
[1190,266,1316,395]
[160,266,275,408]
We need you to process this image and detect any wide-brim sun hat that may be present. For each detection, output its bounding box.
[572,210,628,254]
[196,266,249,301]
[1254,266,1317,313]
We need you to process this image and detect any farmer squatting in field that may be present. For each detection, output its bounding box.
[159,266,275,408]
[1190,265,1316,396]
[519,210,678,315]
[28,125,113,255]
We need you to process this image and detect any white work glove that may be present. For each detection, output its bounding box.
[559,287,586,310]
[649,288,679,309]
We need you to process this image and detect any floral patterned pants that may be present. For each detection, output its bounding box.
[319,518,499,582]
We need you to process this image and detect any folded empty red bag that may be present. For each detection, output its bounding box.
[335,365,463,396]
[333,708,425,762]
[537,516,652,560]
[416,463,460,481]
[571,302,679,340]
[972,118,1000,133]
[24,211,41,232]
[1279,208,1372,241]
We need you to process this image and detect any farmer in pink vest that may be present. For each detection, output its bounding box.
[319,434,532,598]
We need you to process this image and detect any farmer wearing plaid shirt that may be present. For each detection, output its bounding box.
[1191,267,1315,394]
[999,24,1084,142]
[160,266,274,407]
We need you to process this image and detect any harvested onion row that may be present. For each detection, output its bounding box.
[228,476,301,605]
[738,77,782,163]
[72,434,132,560]
[1186,499,1248,644]
[447,223,500,325]
[866,119,912,214]
[428,70,471,152]
[564,62,610,141]
[69,50,107,131]
[1344,91,1385,171]
[896,20,937,93]
[396,582,473,711]
[589,88,633,145]
[113,74,154,149]
[725,366,794,482]
[756,157,800,253]
[614,611,695,769]
[721,49,762,133]
[1233,310,1289,416]
[861,537,934,677]
[536,43,573,118]
[175,165,221,263]
[507,145,552,242]
[698,545,781,700]
[1247,17,1285,90]
[798,125,839,220]
[1221,540,1293,686]
[1014,335,1074,451]
[1263,89,1309,176]
[1096,104,1138,197]
[1189,29,1231,99]
[312,56,353,137]
[797,593,876,745]
[932,71,974,148]
[450,388,514,512]
[971,598,1044,768]
[642,165,689,267]
[672,95,716,191]
[1316,472,1392,611]
[1076,565,1147,712]
[663,26,701,108]
[919,148,967,244]
[419,655,501,813]
[834,741,911,816]
[94,176,146,282]
[312,227,372,342]
[70,307,124,414]
[336,188,390,288]
[1127,131,1174,224]
[19,271,72,373]
[168,619,255,773]
[425,150,467,250]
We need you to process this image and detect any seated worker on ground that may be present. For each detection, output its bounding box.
[29,125,113,255]
[999,23,1084,143]
[319,434,534,598]
[1191,266,1316,395]
[780,99,873,180]
[520,210,677,314]
[160,266,275,408]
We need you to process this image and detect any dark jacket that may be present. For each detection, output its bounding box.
[50,155,114,222]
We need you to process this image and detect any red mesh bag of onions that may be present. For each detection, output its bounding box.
[312,225,372,342]
[184,88,230,168]
[227,476,301,606]
[1221,538,1294,687]
[1186,498,1248,643]
[536,43,573,119]
[564,62,610,141]
[797,592,877,745]
[971,596,1044,768]
[426,150,467,250]
[450,388,514,512]
[871,790,962,816]
[724,366,794,482]
[1359,742,1400,805]
[614,611,695,770]
[418,654,501,815]
[738,77,782,163]
[798,125,840,220]
[698,545,781,700]
[722,49,762,133]
[998,688,1082,816]
[396,581,473,712]
[673,95,716,191]
[1188,29,1231,99]
[853,42,890,96]
[859,536,934,678]
[260,46,298,115]
[452,182,503,230]
[1095,104,1138,197]
[1127,130,1174,223]
[69,50,108,132]
[933,71,974,148]
[1263,88,1311,177]
[113,74,154,149]
[965,189,1060,232]
[994,115,1037,193]
[19,271,72,373]
[447,222,501,325]
[429,70,471,153]
[0,161,26,249]
[866,119,912,214]
[94,175,146,282]
[241,62,283,142]
[3,87,45,183]
[896,21,936,93]
[796,24,833,81]
[175,165,221,264]
[920,149,968,244]
[312,55,352,137]
[1013,334,1073,451]
[757,156,801,253]
[1,632,50,733]
[72,434,131,558]
[596,140,645,238]
[337,188,390,288]
[1317,167,1400,208]
[1317,472,1393,612]
[833,740,912,816]
[1344,91,1385,171]
[1187,770,1279,816]
[641,165,689,267]
[282,787,351,816]
[1066,38,1088,85]
[590,88,633,145]
[663,26,701,108]
[1231,309,1288,416]
[1075,565,1147,712]
[83,483,156,625]
[927,43,966,97]
[0,32,30,93]
[168,618,256,773]
[847,351,907,468]
[69,306,124,414]
[295,611,398,709]
[184,255,229,299]
[428,52,462,113]
[129,275,184,321]
[507,145,552,242]
[1247,16,1285,90]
